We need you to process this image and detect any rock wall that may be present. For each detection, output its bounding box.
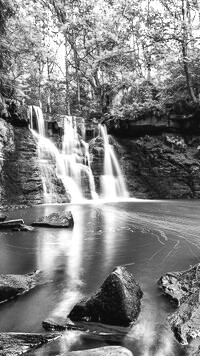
[0,118,43,209]
[1,116,200,208]
[117,135,200,199]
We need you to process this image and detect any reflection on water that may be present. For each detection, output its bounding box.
[0,201,200,354]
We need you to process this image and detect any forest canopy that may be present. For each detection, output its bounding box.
[1,0,200,121]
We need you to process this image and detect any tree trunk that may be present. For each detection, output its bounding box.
[64,35,71,115]
[181,0,198,103]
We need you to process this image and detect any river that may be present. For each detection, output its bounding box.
[0,199,200,355]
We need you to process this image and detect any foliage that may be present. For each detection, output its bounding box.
[1,0,200,122]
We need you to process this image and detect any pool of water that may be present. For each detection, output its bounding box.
[0,200,200,355]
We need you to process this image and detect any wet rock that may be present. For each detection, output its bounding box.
[158,263,200,306]
[0,270,42,303]
[159,263,200,345]
[0,219,24,229]
[117,135,200,199]
[0,332,61,355]
[32,212,74,228]
[12,224,34,232]
[0,214,6,222]
[43,316,132,342]
[68,266,143,326]
[168,291,200,345]
[0,119,44,208]
[68,346,133,356]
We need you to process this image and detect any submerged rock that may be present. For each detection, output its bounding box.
[68,346,133,356]
[43,316,132,342]
[68,266,143,326]
[159,263,200,344]
[0,219,24,229]
[0,270,42,303]
[0,332,61,355]
[0,213,6,222]
[12,224,34,232]
[32,211,74,228]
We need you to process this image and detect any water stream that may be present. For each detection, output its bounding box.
[0,200,199,355]
[28,106,127,203]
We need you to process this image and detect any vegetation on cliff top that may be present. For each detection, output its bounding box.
[1,0,200,123]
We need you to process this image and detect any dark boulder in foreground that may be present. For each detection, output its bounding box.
[0,270,42,303]
[32,212,74,228]
[158,263,200,344]
[68,266,143,326]
[68,346,133,356]
[0,332,61,355]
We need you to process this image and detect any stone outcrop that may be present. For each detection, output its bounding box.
[159,263,200,345]
[0,117,70,209]
[0,270,42,303]
[89,136,104,193]
[32,211,74,228]
[158,263,200,305]
[68,266,142,326]
[68,346,133,356]
[0,219,25,229]
[0,332,61,355]
[0,118,43,209]
[117,135,200,199]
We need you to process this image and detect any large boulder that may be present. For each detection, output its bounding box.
[158,263,200,344]
[68,346,133,356]
[158,263,200,306]
[0,332,61,355]
[32,212,74,228]
[68,266,143,326]
[0,270,42,303]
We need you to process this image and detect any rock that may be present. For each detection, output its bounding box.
[0,270,42,303]
[12,224,34,232]
[68,346,133,356]
[0,119,44,208]
[0,332,61,355]
[158,263,200,345]
[68,266,142,326]
[0,214,6,222]
[158,263,200,306]
[32,212,74,228]
[116,136,200,199]
[0,219,24,229]
[43,316,132,342]
[168,291,200,345]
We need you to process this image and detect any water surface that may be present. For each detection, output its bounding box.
[0,200,200,355]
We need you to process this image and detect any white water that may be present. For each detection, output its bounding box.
[29,107,98,203]
[29,106,128,203]
[100,125,129,199]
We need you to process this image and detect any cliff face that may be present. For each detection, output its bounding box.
[1,116,200,208]
[0,118,43,209]
[117,135,200,199]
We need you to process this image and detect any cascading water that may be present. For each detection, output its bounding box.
[100,125,129,199]
[61,116,97,201]
[29,106,97,203]
[28,105,128,202]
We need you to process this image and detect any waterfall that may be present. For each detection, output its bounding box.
[28,105,128,203]
[100,125,129,199]
[29,106,97,203]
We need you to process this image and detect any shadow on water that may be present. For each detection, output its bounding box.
[0,200,200,355]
